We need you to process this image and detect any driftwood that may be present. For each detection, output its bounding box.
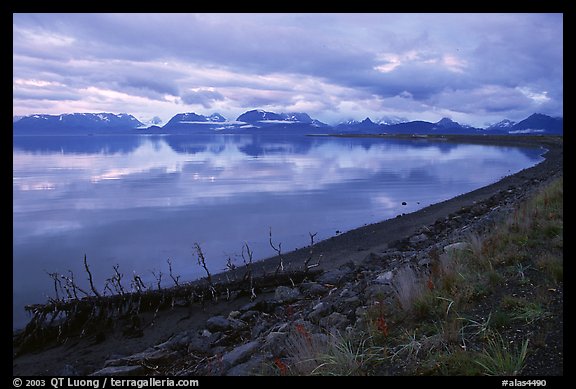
[14,267,322,355]
[14,234,323,355]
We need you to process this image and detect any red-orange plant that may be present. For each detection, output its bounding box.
[274,357,288,375]
[376,314,389,337]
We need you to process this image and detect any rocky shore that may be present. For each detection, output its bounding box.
[12,135,563,376]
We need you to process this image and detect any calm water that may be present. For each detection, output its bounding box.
[13,134,544,328]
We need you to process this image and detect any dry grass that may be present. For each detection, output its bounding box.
[392,266,425,313]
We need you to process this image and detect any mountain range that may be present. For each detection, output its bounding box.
[13,110,563,136]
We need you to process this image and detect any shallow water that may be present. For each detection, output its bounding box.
[12,134,544,328]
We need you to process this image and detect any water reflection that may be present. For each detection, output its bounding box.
[13,134,543,329]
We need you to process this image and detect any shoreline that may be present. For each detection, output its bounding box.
[222,134,561,281]
[13,134,563,376]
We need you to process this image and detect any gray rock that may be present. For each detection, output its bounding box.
[364,284,393,301]
[239,310,259,321]
[240,299,278,313]
[222,340,261,369]
[154,331,191,350]
[409,233,428,244]
[274,286,302,303]
[319,312,350,332]
[300,282,329,297]
[206,316,232,331]
[307,302,332,324]
[105,348,178,367]
[188,332,220,354]
[90,365,146,376]
[317,269,353,285]
[374,271,394,284]
[337,296,362,314]
[263,331,289,356]
[251,319,272,338]
[225,354,267,376]
[206,316,246,332]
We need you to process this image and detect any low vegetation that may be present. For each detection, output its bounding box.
[278,175,562,375]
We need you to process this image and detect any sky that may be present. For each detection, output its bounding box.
[12,13,563,127]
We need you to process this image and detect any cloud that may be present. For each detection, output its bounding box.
[180,88,225,108]
[12,13,563,126]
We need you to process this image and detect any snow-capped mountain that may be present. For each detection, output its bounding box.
[486,119,516,130]
[13,113,144,134]
[376,116,408,125]
[235,110,327,127]
[13,110,563,136]
[508,113,563,134]
[435,117,461,129]
[164,112,226,127]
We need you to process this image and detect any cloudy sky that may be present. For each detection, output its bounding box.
[13,13,563,127]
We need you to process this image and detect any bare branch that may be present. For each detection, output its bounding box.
[194,243,213,286]
[303,232,319,271]
[112,264,126,295]
[269,227,285,275]
[132,272,146,293]
[167,258,180,287]
[46,271,62,301]
[150,269,163,290]
[242,242,256,300]
[83,254,101,297]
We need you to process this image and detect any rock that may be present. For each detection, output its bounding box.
[338,296,362,314]
[105,348,178,367]
[364,284,393,301]
[154,331,191,350]
[239,310,259,321]
[300,282,329,297]
[221,340,261,369]
[90,365,146,376]
[307,302,332,324]
[443,242,470,253]
[239,300,278,313]
[206,316,246,332]
[263,331,289,356]
[374,271,393,284]
[228,311,241,319]
[319,312,350,332]
[225,354,267,376]
[409,233,428,244]
[317,268,354,285]
[188,332,219,354]
[274,286,302,302]
[251,319,272,338]
[206,316,232,332]
[402,201,407,205]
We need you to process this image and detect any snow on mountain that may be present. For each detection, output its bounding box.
[376,116,408,125]
[486,119,516,130]
[236,110,326,126]
[13,113,144,134]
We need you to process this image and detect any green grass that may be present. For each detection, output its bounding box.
[475,332,529,376]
